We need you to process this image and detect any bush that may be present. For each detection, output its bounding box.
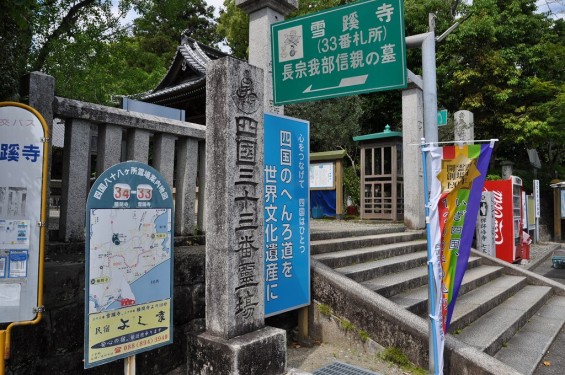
[344,165,360,206]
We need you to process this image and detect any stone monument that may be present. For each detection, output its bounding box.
[187,57,286,374]
[454,109,474,142]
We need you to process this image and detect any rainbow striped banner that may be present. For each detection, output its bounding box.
[425,142,494,374]
[435,144,493,330]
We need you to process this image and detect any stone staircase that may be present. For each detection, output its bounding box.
[309,225,565,375]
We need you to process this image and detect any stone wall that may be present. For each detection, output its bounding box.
[3,245,206,375]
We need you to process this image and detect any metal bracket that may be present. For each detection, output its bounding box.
[37,221,47,227]
[41,137,50,143]
[33,306,46,314]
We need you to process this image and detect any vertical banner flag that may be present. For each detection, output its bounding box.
[430,144,492,332]
[426,142,494,373]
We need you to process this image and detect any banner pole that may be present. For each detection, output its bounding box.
[421,139,440,375]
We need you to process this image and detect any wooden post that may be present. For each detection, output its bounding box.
[553,181,562,241]
[335,158,344,220]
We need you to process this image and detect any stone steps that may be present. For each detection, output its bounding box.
[448,274,527,332]
[359,256,481,298]
[311,224,564,374]
[313,240,427,269]
[311,230,425,255]
[391,264,507,316]
[311,224,405,241]
[455,285,553,355]
[494,296,565,374]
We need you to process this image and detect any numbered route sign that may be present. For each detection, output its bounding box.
[84,161,174,368]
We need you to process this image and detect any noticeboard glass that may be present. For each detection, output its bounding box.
[309,162,335,189]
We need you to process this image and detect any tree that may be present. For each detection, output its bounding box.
[0,0,35,100]
[286,95,366,167]
[217,0,249,59]
[1,0,139,101]
[132,0,220,65]
[0,0,220,104]
[436,0,564,173]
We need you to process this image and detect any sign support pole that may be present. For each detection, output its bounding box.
[124,355,135,375]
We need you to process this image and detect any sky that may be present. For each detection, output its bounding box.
[112,0,564,34]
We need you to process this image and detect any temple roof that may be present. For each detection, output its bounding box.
[139,34,228,124]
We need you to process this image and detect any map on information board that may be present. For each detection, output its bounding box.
[88,208,171,313]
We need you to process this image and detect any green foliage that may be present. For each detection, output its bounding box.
[339,318,355,332]
[344,165,360,206]
[217,0,249,59]
[486,174,502,181]
[379,347,427,375]
[133,0,220,63]
[317,303,333,317]
[1,0,220,103]
[358,329,370,343]
[286,96,365,158]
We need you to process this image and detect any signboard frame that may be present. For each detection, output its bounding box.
[271,0,407,105]
[264,113,311,317]
[84,161,174,368]
[309,161,335,190]
[561,188,565,219]
[0,102,49,324]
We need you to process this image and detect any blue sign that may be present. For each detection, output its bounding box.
[84,161,174,368]
[264,113,310,317]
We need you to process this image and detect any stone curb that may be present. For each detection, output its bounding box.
[525,243,562,271]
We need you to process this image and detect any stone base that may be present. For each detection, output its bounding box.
[187,326,287,375]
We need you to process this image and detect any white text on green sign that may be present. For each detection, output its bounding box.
[437,109,448,126]
[271,0,407,105]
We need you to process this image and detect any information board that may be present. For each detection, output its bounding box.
[0,103,48,323]
[271,0,407,104]
[264,113,310,316]
[309,162,335,189]
[84,161,174,368]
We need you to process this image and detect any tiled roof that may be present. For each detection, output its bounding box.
[140,36,226,103]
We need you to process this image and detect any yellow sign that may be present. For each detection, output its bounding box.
[87,299,170,366]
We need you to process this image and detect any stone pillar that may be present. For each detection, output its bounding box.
[153,133,176,188]
[188,57,286,375]
[237,0,298,115]
[197,140,206,232]
[402,84,426,229]
[96,124,122,176]
[60,119,91,241]
[126,128,150,163]
[454,110,474,142]
[26,73,55,231]
[175,137,198,236]
[501,161,514,180]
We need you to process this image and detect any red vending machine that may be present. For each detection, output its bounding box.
[484,176,525,263]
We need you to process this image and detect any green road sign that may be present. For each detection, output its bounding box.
[271,0,407,105]
[437,109,448,126]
